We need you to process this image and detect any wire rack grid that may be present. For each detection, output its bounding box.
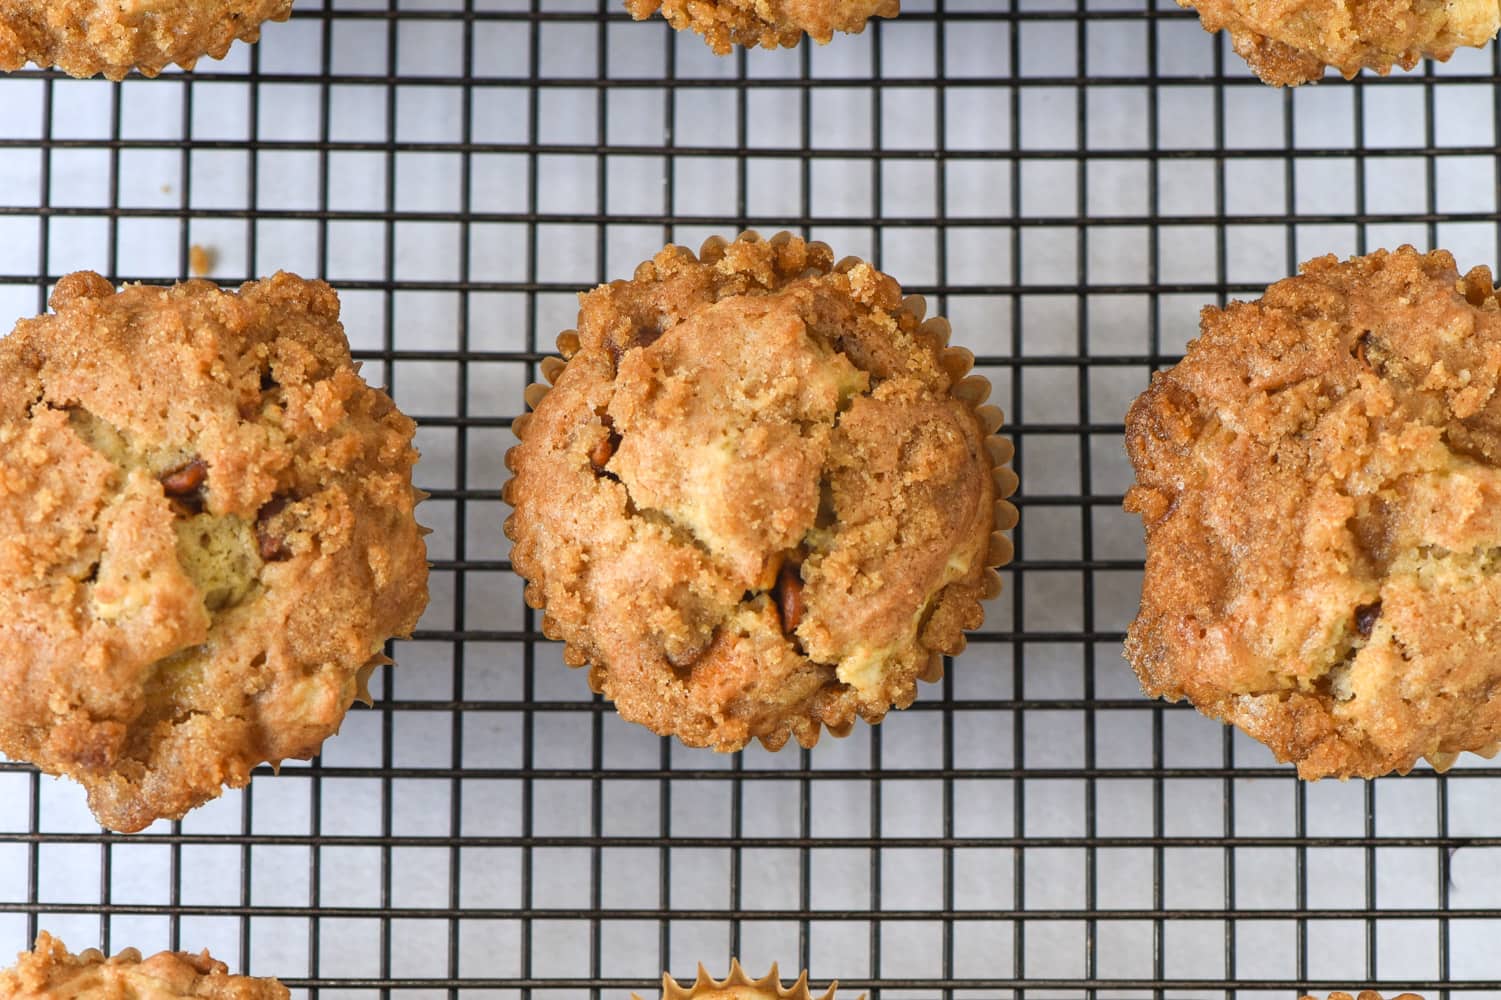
[3,1,1501,997]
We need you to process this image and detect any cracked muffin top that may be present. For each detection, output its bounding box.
[1178,0,1500,86]
[623,0,895,53]
[504,232,1014,752]
[1,932,287,1000]
[1126,246,1501,779]
[633,961,855,1000]
[0,271,429,832]
[0,0,291,80]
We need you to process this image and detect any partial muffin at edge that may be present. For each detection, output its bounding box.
[1177,0,1500,86]
[631,959,858,1000]
[1301,993,1428,1000]
[0,0,292,80]
[0,931,287,1000]
[1125,246,1501,779]
[623,0,896,54]
[505,231,1015,753]
[0,271,429,832]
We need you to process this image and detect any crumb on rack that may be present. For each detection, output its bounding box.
[189,244,217,277]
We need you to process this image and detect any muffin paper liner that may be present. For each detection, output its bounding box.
[631,959,855,1000]
[502,230,1017,745]
[1425,741,1500,774]
[353,653,394,707]
[884,267,1017,592]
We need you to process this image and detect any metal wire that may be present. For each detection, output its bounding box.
[3,1,1501,997]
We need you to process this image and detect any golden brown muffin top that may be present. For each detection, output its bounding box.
[0,933,287,1000]
[623,0,895,53]
[1126,246,1501,779]
[1179,0,1499,85]
[0,0,291,80]
[632,961,858,1000]
[0,271,429,832]
[505,232,1013,752]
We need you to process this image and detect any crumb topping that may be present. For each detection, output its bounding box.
[0,0,291,80]
[623,0,896,53]
[0,933,287,1000]
[1179,0,1500,85]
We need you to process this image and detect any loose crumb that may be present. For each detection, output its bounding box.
[189,244,216,277]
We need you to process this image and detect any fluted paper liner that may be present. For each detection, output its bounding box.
[353,653,394,707]
[630,959,859,1000]
[893,286,1017,592]
[1299,992,1427,1000]
[502,231,1017,748]
[1424,740,1500,773]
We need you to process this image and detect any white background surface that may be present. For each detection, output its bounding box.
[1,0,1501,996]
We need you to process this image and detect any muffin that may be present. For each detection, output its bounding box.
[0,271,429,832]
[1302,994,1426,1000]
[0,0,291,80]
[1179,0,1500,85]
[1,932,287,1000]
[633,961,855,1000]
[623,0,896,54]
[504,231,1015,752]
[1125,246,1501,779]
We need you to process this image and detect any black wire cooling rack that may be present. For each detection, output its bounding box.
[4,1,1501,998]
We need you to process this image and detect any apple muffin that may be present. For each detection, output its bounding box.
[505,231,1015,752]
[633,960,856,1000]
[0,271,429,832]
[1126,246,1501,778]
[1,933,287,1000]
[1178,0,1499,86]
[0,0,291,80]
[624,0,896,54]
